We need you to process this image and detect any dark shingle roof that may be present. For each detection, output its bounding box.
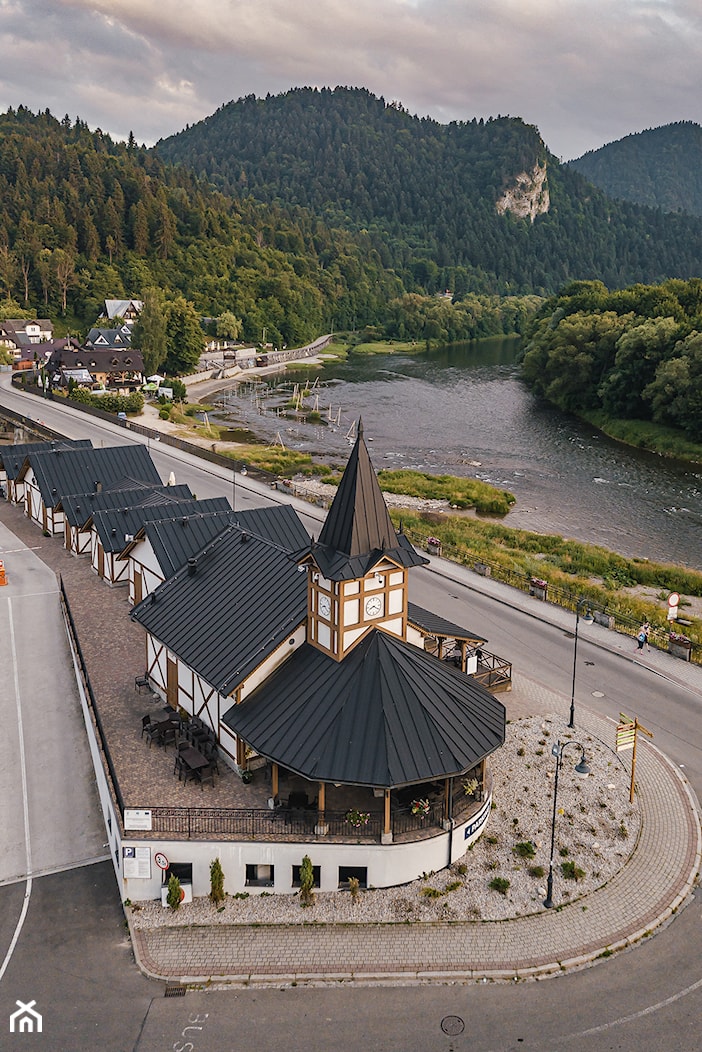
[222,631,505,787]
[307,421,428,580]
[19,445,161,507]
[93,496,230,553]
[60,484,193,529]
[1,440,92,481]
[142,503,309,579]
[131,516,310,694]
[407,602,486,645]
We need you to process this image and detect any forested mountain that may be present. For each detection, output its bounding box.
[522,278,702,438]
[0,106,405,345]
[157,87,702,295]
[568,123,702,216]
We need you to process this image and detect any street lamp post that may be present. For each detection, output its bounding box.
[568,597,590,729]
[543,739,590,909]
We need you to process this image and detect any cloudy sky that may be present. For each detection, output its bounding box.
[1,0,700,160]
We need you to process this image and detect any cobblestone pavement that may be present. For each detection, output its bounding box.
[1,494,700,987]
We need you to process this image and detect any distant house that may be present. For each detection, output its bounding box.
[104,299,143,323]
[47,345,145,390]
[0,319,53,359]
[85,325,133,350]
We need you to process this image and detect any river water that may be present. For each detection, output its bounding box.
[212,339,702,569]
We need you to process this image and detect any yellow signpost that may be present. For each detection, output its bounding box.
[617,712,653,803]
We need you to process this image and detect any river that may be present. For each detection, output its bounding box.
[211,339,702,570]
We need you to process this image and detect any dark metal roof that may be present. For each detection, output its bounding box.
[60,484,193,529]
[93,496,230,553]
[1,440,92,481]
[306,420,428,580]
[407,602,486,645]
[131,516,310,694]
[142,503,309,579]
[18,444,161,507]
[222,631,505,788]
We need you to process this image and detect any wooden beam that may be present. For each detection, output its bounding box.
[318,781,325,820]
[384,789,391,835]
[271,763,279,800]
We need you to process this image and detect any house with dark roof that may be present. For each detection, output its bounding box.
[17,444,161,534]
[60,483,194,556]
[131,423,505,895]
[91,496,230,585]
[85,325,133,350]
[0,319,53,359]
[121,503,308,605]
[47,345,144,390]
[0,440,92,505]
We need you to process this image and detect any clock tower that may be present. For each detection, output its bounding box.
[301,421,428,660]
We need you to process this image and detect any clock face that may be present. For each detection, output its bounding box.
[318,594,331,618]
[365,595,383,618]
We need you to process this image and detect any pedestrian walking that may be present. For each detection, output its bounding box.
[635,622,651,652]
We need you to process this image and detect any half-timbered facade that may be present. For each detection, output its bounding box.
[60,483,193,556]
[130,423,506,894]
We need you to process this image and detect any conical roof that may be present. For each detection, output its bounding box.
[310,420,428,580]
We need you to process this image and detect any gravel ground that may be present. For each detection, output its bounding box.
[131,714,640,929]
[290,475,451,512]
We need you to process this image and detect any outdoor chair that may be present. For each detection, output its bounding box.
[159,724,177,749]
[173,742,189,778]
[135,673,150,694]
[141,714,159,746]
[197,761,217,789]
[202,741,220,775]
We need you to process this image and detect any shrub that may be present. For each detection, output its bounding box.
[420,886,443,898]
[489,876,511,895]
[528,865,546,878]
[209,858,225,906]
[166,874,182,909]
[348,876,361,900]
[561,860,586,882]
[299,854,315,907]
[514,841,536,859]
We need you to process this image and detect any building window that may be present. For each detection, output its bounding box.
[245,863,274,887]
[338,866,367,890]
[292,864,320,888]
[163,862,193,886]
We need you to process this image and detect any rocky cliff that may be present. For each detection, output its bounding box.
[496,162,549,221]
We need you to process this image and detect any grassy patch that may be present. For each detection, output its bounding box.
[584,411,702,465]
[388,508,702,652]
[377,469,515,515]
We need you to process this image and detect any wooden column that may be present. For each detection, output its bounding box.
[444,777,451,822]
[384,789,391,835]
[271,763,279,801]
[318,781,325,821]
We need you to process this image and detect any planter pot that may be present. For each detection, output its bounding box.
[594,611,615,630]
[427,543,442,556]
[669,641,691,662]
[474,562,491,577]
[529,584,547,600]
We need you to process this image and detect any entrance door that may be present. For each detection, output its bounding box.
[166,654,178,709]
[133,568,143,605]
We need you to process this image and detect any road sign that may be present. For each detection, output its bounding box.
[154,851,169,870]
[668,592,680,607]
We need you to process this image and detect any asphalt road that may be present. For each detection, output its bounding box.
[1,375,701,1052]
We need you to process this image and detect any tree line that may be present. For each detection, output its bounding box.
[522,279,702,438]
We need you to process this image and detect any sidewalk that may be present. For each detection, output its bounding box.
[130,681,701,987]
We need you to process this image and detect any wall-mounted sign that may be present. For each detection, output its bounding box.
[124,809,152,830]
[122,845,151,879]
[154,851,169,870]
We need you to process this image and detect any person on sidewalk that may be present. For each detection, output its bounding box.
[636,622,651,652]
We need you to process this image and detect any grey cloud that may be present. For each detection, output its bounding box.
[0,0,700,157]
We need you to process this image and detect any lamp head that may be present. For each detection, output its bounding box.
[574,752,590,777]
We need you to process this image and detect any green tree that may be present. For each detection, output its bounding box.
[132,286,168,376]
[164,296,204,375]
[216,311,242,340]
